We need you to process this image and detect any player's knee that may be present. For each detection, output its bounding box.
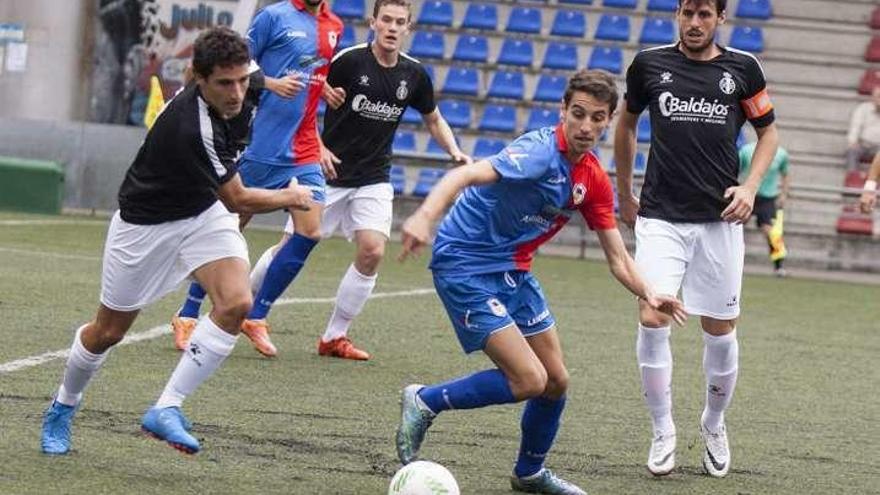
[514,366,548,400]
[92,324,127,348]
[543,368,570,399]
[357,243,385,272]
[215,293,252,322]
[639,304,672,328]
[294,226,322,240]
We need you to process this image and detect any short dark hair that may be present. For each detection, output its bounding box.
[373,0,411,19]
[563,69,619,115]
[678,0,727,14]
[192,26,250,79]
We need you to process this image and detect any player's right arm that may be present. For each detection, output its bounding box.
[613,110,640,227]
[860,151,880,213]
[218,175,313,214]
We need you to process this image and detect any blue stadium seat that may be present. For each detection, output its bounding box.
[338,25,357,51]
[418,1,453,26]
[333,0,365,19]
[736,130,746,149]
[452,35,489,63]
[634,152,647,174]
[487,71,525,100]
[318,99,327,117]
[639,17,675,45]
[637,115,651,143]
[425,136,446,155]
[550,10,586,38]
[473,138,507,158]
[729,25,764,53]
[402,106,422,125]
[526,107,558,132]
[392,131,416,153]
[543,42,578,70]
[479,104,517,133]
[442,67,479,96]
[506,7,542,34]
[422,64,435,84]
[438,100,472,128]
[559,0,593,4]
[646,0,678,11]
[533,74,566,102]
[736,0,772,20]
[408,31,444,60]
[587,46,624,74]
[603,0,637,8]
[461,3,497,31]
[412,168,446,197]
[595,14,631,42]
[390,165,406,195]
[497,38,534,67]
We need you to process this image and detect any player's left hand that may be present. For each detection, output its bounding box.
[322,83,346,109]
[398,211,431,262]
[721,185,756,224]
[644,293,688,326]
[450,150,473,166]
[320,145,340,180]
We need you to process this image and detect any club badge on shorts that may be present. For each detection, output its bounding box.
[487,298,507,317]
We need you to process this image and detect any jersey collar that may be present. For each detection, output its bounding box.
[290,0,328,15]
[554,123,568,154]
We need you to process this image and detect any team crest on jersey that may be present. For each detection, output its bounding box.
[359,75,370,86]
[571,183,586,206]
[719,72,736,95]
[328,31,338,49]
[660,71,673,84]
[396,80,408,100]
[487,298,507,317]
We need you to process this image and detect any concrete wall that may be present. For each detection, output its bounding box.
[0,0,92,121]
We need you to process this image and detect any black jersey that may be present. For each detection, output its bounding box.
[625,44,775,222]
[321,43,435,188]
[118,82,257,225]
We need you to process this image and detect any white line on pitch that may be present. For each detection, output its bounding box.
[0,287,436,374]
[0,219,107,226]
[0,247,102,262]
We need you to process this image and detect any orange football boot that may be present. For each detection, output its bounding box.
[317,337,370,361]
[171,316,197,351]
[240,319,278,357]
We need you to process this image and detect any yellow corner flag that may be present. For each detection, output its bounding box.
[143,75,165,130]
[769,209,787,261]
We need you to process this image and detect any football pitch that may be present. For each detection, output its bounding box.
[0,211,877,494]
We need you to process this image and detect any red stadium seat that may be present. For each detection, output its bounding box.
[865,36,880,62]
[859,69,880,95]
[872,6,880,29]
[836,205,874,236]
[844,170,867,189]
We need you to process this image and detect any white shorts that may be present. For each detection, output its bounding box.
[100,201,249,311]
[284,183,393,240]
[634,216,744,319]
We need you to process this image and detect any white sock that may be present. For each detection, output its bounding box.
[56,324,110,407]
[322,263,377,342]
[249,245,278,296]
[637,324,674,435]
[154,316,238,409]
[701,329,739,431]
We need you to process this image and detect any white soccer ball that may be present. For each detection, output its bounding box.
[388,461,460,495]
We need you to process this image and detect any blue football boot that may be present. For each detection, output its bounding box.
[41,400,77,455]
[141,406,200,454]
[395,384,436,464]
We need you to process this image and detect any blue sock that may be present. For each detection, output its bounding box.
[418,368,516,414]
[514,396,567,478]
[248,233,318,320]
[178,283,206,318]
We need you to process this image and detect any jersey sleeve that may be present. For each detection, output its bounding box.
[327,48,356,87]
[193,103,239,185]
[579,168,617,230]
[488,134,550,182]
[246,8,273,62]
[739,56,775,128]
[624,53,650,114]
[410,65,436,115]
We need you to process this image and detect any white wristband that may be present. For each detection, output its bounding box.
[865,180,877,191]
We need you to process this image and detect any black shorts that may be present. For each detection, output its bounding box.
[753,195,777,227]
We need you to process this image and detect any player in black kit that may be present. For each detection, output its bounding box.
[613,0,779,478]
[249,0,471,360]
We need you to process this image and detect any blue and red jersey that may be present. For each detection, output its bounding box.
[244,0,343,167]
[430,124,617,275]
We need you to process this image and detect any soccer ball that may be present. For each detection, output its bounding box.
[388,461,460,495]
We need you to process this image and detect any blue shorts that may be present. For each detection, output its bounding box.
[433,270,556,354]
[238,159,326,204]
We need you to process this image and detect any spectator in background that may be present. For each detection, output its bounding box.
[859,151,880,213]
[739,141,790,277]
[846,86,880,170]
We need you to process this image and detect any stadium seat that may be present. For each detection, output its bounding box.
[736,130,746,149]
[729,25,764,53]
[646,0,678,12]
[390,165,406,196]
[506,8,542,35]
[736,0,772,20]
[479,104,517,133]
[637,115,651,143]
[595,14,631,42]
[392,131,416,153]
[533,74,566,102]
[633,152,647,175]
[402,106,422,125]
[836,205,873,236]
[844,170,867,190]
[859,69,880,95]
[422,64,436,84]
[425,136,448,155]
[588,46,624,74]
[872,6,880,30]
[559,0,593,4]
[487,71,525,100]
[317,100,326,117]
[452,35,489,63]
[473,138,507,158]
[866,36,880,63]
[438,100,472,128]
[550,10,587,38]
[461,3,497,31]
[338,25,357,51]
[333,0,365,19]
[542,42,579,70]
[442,67,479,96]
[497,39,534,67]
[526,107,558,132]
[603,0,637,8]
[408,31,444,60]
[412,167,446,197]
[418,1,453,26]
[639,17,675,45]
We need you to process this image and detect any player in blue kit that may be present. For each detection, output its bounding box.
[395,70,687,494]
